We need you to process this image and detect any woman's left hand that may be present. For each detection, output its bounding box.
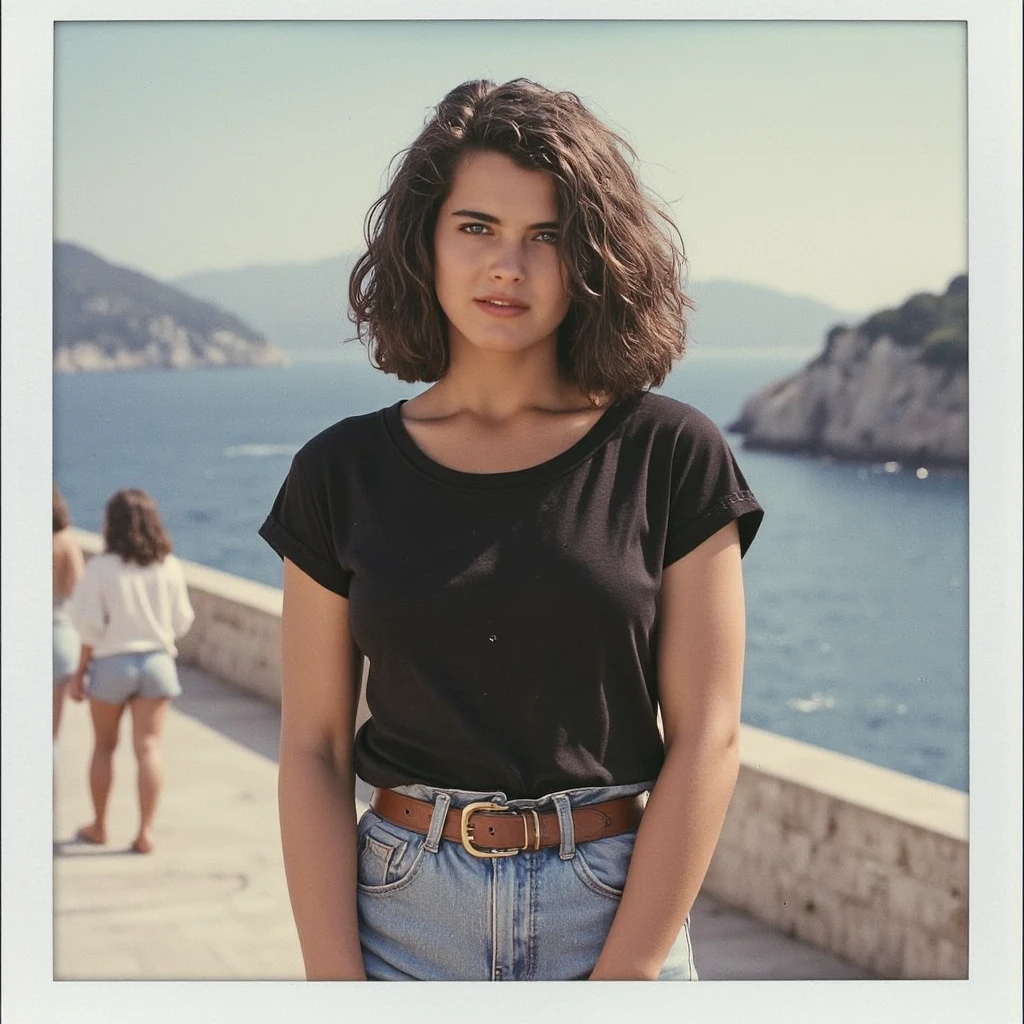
[589,521,746,981]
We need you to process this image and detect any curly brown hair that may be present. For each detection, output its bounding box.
[53,483,72,533]
[349,78,692,401]
[103,489,172,567]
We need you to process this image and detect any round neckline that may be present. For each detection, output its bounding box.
[382,393,643,490]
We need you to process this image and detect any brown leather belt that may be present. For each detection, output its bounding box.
[370,788,645,859]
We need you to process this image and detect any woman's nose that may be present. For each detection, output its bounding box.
[489,241,525,281]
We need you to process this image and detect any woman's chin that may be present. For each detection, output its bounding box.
[451,330,560,360]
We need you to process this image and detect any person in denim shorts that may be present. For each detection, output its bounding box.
[53,484,85,742]
[260,79,763,981]
[67,489,195,854]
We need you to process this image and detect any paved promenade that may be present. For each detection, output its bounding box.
[53,664,870,981]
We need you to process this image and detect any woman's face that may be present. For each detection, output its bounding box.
[433,149,571,362]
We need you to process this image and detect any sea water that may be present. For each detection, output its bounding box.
[53,347,968,791]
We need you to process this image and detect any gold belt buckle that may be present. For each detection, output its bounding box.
[459,801,521,858]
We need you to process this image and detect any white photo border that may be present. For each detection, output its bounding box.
[2,2,1020,1022]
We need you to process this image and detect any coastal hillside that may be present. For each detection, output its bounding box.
[174,258,857,356]
[53,242,287,372]
[728,275,968,467]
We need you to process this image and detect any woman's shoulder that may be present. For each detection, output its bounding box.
[125,554,186,581]
[158,553,185,573]
[291,403,396,471]
[52,527,80,555]
[79,551,119,579]
[629,391,725,440]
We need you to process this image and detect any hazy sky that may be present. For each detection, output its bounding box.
[54,20,966,313]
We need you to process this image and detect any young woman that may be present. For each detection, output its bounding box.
[260,78,763,981]
[53,484,85,741]
[67,488,195,854]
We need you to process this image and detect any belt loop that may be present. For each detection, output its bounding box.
[424,791,451,853]
[551,793,575,860]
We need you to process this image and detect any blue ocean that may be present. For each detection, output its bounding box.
[53,347,968,792]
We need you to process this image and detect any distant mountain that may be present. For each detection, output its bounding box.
[53,242,287,372]
[174,254,361,354]
[687,279,861,353]
[729,275,968,467]
[173,256,858,356]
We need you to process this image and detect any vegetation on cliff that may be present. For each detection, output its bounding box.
[824,274,967,367]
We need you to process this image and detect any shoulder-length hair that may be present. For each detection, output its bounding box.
[103,489,172,567]
[349,78,692,401]
[53,483,71,533]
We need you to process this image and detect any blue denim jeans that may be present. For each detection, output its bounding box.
[356,781,698,981]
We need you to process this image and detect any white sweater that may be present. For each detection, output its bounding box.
[67,552,195,659]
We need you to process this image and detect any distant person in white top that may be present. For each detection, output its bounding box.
[53,483,85,741]
[68,488,195,854]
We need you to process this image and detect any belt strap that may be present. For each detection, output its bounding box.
[370,788,645,855]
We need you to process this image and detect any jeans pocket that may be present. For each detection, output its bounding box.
[356,810,427,894]
[570,830,637,899]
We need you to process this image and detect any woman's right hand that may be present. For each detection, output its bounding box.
[69,644,93,703]
[69,670,87,702]
[68,671,86,704]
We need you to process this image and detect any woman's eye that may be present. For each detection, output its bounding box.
[459,223,490,235]
[534,231,559,245]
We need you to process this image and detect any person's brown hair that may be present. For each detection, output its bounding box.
[349,78,692,401]
[103,489,172,567]
[53,483,71,534]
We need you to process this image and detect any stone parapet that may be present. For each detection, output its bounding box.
[703,726,967,979]
[69,528,969,979]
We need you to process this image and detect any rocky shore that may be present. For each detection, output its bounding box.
[54,242,287,372]
[53,318,287,372]
[728,276,968,468]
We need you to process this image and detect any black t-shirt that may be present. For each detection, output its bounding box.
[259,391,763,799]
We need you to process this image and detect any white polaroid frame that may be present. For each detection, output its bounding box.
[2,3,1020,1023]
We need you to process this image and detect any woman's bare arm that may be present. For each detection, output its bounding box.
[52,528,85,600]
[589,521,746,980]
[278,557,366,980]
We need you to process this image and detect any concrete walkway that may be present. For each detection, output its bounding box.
[53,664,869,981]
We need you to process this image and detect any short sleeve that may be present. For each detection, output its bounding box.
[258,444,353,596]
[663,413,764,567]
[66,558,108,647]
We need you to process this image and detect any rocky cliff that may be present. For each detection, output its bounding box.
[53,242,287,372]
[728,276,968,467]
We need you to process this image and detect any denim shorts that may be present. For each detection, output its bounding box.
[53,612,81,685]
[87,650,182,704]
[356,781,698,981]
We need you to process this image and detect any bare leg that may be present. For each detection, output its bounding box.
[78,698,126,844]
[53,681,68,741]
[52,682,67,815]
[129,697,171,853]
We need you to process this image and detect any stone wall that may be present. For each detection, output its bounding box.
[70,529,969,979]
[705,726,968,979]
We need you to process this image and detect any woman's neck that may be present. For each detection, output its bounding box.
[419,346,596,423]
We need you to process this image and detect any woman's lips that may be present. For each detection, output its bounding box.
[474,297,529,317]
